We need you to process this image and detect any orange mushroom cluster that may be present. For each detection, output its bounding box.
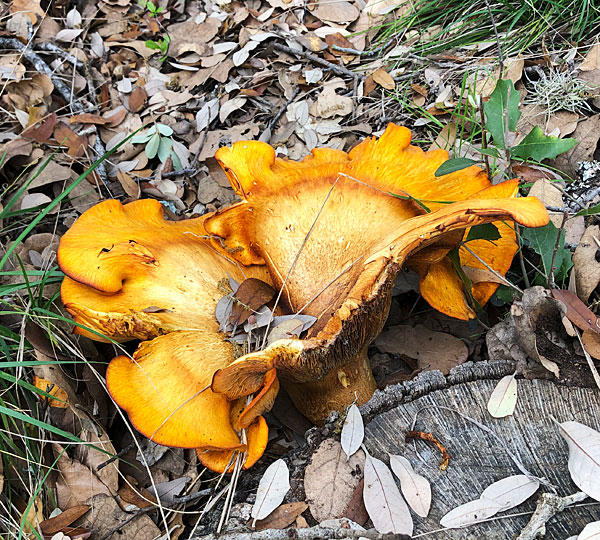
[58,124,549,472]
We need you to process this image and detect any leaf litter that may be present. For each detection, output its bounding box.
[5,0,600,538]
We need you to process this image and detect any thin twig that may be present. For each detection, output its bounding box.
[0,38,86,113]
[484,0,504,75]
[265,87,301,142]
[477,99,492,180]
[36,42,85,70]
[516,492,588,539]
[460,243,523,293]
[273,42,363,82]
[97,441,136,471]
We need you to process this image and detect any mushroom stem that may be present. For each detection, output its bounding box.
[282,345,376,425]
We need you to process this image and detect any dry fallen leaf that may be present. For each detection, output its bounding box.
[310,78,353,118]
[440,497,504,529]
[371,68,396,90]
[53,443,114,509]
[374,324,468,375]
[479,475,540,509]
[77,494,160,540]
[555,114,600,178]
[312,0,360,24]
[251,459,290,526]
[578,520,600,539]
[363,452,413,535]
[573,225,600,302]
[551,289,600,334]
[254,502,308,531]
[40,505,89,536]
[579,42,600,72]
[341,404,364,460]
[389,454,431,518]
[560,420,600,501]
[487,374,518,418]
[304,439,364,522]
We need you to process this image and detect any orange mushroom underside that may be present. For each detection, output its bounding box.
[58,124,549,472]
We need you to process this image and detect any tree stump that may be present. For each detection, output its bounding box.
[361,360,600,539]
[195,360,600,539]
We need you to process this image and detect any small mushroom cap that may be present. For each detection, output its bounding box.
[58,199,274,472]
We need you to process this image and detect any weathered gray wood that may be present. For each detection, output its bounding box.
[364,374,600,539]
[193,361,600,539]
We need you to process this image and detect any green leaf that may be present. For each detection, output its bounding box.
[479,147,500,158]
[576,201,600,217]
[510,125,577,161]
[464,223,501,243]
[131,132,152,143]
[157,137,172,163]
[144,40,160,50]
[156,123,173,136]
[170,149,183,171]
[484,79,521,150]
[522,221,573,281]
[145,132,161,159]
[147,0,156,10]
[434,158,479,177]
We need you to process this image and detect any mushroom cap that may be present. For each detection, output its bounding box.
[206,124,548,420]
[58,199,273,471]
[58,124,550,461]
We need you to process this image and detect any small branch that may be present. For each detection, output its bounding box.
[265,87,301,142]
[461,243,523,293]
[516,492,588,540]
[477,99,492,180]
[484,0,504,75]
[198,526,409,540]
[0,37,85,113]
[36,42,85,70]
[273,42,363,82]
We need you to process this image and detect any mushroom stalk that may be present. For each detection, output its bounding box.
[282,345,376,425]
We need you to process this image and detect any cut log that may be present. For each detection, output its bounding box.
[194,360,600,539]
[362,361,600,539]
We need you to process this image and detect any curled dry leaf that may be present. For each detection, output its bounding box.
[389,454,431,518]
[487,374,518,418]
[374,324,468,375]
[479,475,540,509]
[573,225,600,303]
[363,453,413,536]
[560,421,600,501]
[441,474,539,528]
[251,459,290,526]
[341,404,364,460]
[440,497,504,529]
[304,439,364,522]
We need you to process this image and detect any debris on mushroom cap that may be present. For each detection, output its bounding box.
[58,124,549,472]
